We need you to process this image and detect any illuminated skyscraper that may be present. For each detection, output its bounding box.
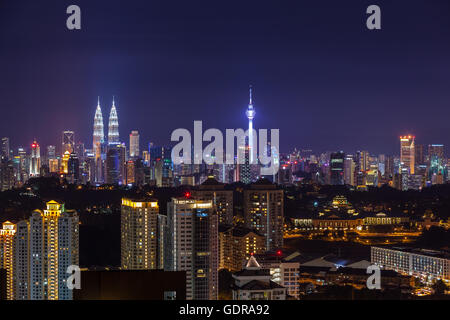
[400,135,415,174]
[330,151,345,185]
[428,144,445,183]
[129,130,140,158]
[121,198,163,270]
[13,220,29,300]
[428,144,444,163]
[1,137,10,161]
[62,131,75,156]
[28,201,79,300]
[17,147,28,183]
[166,197,218,300]
[60,151,70,174]
[106,143,126,185]
[47,145,56,162]
[67,153,80,184]
[0,159,15,191]
[415,144,425,166]
[357,150,370,172]
[29,140,41,177]
[93,97,105,151]
[108,97,120,145]
[344,155,356,186]
[245,86,256,164]
[93,98,105,183]
[0,221,16,300]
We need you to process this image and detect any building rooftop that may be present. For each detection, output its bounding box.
[219,225,263,237]
[234,279,284,291]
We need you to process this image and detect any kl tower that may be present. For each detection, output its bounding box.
[246,85,256,164]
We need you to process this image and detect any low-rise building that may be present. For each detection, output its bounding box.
[232,256,286,300]
[219,225,265,272]
[371,246,450,281]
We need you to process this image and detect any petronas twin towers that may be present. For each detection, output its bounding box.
[93,97,120,151]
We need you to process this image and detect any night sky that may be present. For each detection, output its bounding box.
[1,0,449,156]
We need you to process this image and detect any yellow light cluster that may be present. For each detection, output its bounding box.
[122,198,158,208]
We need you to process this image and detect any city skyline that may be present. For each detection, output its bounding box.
[1,0,450,154]
[0,94,446,158]
[2,0,450,306]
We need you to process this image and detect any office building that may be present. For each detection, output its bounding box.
[29,140,40,177]
[415,144,425,166]
[93,98,105,183]
[67,152,79,184]
[357,150,370,172]
[1,137,10,161]
[428,144,444,163]
[129,130,139,158]
[343,155,355,186]
[330,151,345,185]
[106,144,126,184]
[400,135,415,174]
[62,131,75,156]
[108,98,120,145]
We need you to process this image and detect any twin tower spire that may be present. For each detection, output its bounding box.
[93,97,119,149]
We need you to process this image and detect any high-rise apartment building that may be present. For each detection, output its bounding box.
[121,198,163,270]
[0,221,16,300]
[28,201,79,300]
[165,197,218,300]
[13,220,29,300]
[400,135,415,174]
[0,201,78,300]
[243,179,284,251]
[191,177,233,225]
